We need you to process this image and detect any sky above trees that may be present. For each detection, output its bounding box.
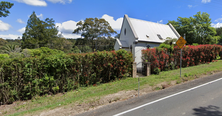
[0,0,222,39]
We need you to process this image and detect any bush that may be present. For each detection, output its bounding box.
[0,49,133,104]
[0,54,9,60]
[142,44,222,74]
[192,43,199,46]
[30,47,65,57]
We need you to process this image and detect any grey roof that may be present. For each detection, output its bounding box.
[116,39,129,48]
[128,17,180,43]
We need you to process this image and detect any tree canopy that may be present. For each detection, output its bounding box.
[22,11,58,49]
[0,1,14,17]
[168,11,218,44]
[73,18,117,51]
[216,27,222,45]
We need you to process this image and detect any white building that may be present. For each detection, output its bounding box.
[114,14,180,72]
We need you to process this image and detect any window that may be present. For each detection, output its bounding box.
[157,34,163,40]
[124,28,126,35]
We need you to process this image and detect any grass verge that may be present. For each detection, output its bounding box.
[1,60,222,116]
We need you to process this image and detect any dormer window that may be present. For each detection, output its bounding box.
[124,28,126,35]
[157,34,163,40]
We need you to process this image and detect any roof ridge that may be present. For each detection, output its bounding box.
[128,17,168,26]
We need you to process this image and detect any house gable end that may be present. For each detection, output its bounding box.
[119,15,138,47]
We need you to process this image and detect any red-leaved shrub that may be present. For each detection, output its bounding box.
[142,45,222,74]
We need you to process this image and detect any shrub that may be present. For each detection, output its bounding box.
[30,47,65,57]
[142,44,222,74]
[0,54,9,60]
[0,49,133,104]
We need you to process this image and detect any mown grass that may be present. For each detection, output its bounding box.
[3,60,222,116]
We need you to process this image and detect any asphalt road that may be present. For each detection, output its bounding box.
[77,72,222,116]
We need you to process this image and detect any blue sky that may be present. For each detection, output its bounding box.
[0,0,222,39]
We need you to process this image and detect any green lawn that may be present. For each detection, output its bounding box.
[2,60,222,116]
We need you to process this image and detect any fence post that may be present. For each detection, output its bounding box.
[146,62,151,76]
[132,62,137,78]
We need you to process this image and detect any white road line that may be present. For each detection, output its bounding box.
[113,77,222,116]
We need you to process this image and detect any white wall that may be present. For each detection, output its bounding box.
[135,42,160,72]
[114,40,121,50]
[117,17,136,54]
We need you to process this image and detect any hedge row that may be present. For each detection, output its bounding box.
[142,44,222,74]
[0,49,133,104]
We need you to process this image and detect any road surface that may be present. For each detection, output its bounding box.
[77,72,222,116]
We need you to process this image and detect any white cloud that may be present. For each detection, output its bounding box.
[14,0,47,6]
[201,0,211,3]
[0,20,12,31]
[37,14,43,19]
[17,19,25,24]
[14,0,73,6]
[46,0,72,4]
[215,18,222,22]
[56,20,81,38]
[59,33,81,38]
[55,14,123,38]
[56,20,78,34]
[157,20,163,24]
[0,34,22,39]
[212,23,222,28]
[17,27,26,34]
[101,14,123,30]
[188,5,193,8]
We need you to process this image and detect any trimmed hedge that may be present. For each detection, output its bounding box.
[142,44,222,74]
[0,49,133,104]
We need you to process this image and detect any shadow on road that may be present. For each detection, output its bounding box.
[193,105,222,116]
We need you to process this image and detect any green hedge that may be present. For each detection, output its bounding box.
[0,49,132,104]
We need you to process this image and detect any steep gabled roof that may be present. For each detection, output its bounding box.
[127,16,180,43]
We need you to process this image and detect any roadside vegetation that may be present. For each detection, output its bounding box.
[1,60,222,116]
[1,3,222,116]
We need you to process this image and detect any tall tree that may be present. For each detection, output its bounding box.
[73,18,117,51]
[0,1,14,17]
[50,37,73,52]
[216,27,222,45]
[22,11,58,49]
[168,11,217,44]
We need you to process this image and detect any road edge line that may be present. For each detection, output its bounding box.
[113,77,222,116]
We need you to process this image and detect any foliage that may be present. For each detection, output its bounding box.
[0,54,9,60]
[0,1,14,17]
[192,43,199,46]
[0,38,7,46]
[168,12,217,44]
[9,52,23,59]
[164,37,177,45]
[79,45,92,53]
[29,47,64,57]
[0,49,133,104]
[1,44,21,54]
[216,27,222,45]
[95,36,116,51]
[5,39,21,46]
[22,11,58,49]
[73,17,117,51]
[70,46,80,53]
[49,37,73,53]
[142,45,222,74]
